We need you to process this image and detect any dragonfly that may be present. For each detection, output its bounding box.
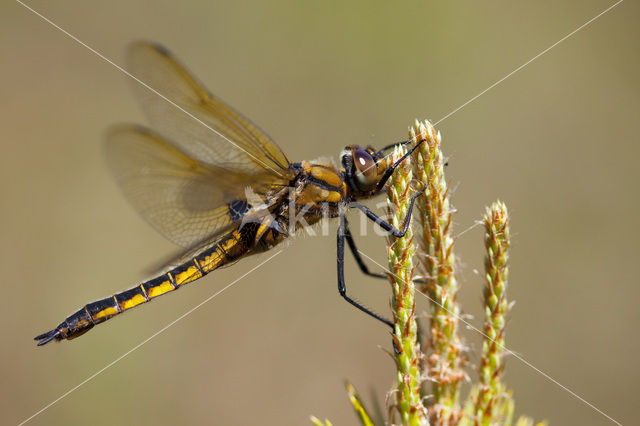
[35,42,424,346]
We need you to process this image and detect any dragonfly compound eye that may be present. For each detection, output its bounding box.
[352,147,377,191]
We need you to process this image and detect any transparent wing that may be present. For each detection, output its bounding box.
[126,41,291,183]
[105,125,288,248]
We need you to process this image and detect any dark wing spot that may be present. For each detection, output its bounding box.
[153,42,172,56]
[228,200,250,222]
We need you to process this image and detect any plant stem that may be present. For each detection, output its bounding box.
[475,201,511,425]
[386,145,429,426]
[411,120,465,425]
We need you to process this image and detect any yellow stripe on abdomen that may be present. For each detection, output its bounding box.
[120,293,147,310]
[93,305,119,320]
[146,280,174,298]
[198,231,242,273]
[40,230,249,344]
[174,265,202,285]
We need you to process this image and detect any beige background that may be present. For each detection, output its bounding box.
[2,1,638,425]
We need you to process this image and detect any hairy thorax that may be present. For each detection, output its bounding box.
[255,160,349,250]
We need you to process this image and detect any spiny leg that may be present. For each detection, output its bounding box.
[348,185,426,238]
[376,139,412,155]
[343,217,387,279]
[374,138,425,192]
[337,214,393,328]
[336,140,426,328]
[344,219,427,286]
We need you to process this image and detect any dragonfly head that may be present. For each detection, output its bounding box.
[341,141,410,198]
[341,145,378,195]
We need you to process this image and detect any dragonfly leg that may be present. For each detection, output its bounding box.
[376,139,412,155]
[375,138,425,192]
[337,215,393,328]
[349,184,426,238]
[343,216,427,314]
[343,217,386,279]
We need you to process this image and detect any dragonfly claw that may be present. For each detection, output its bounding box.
[34,328,62,346]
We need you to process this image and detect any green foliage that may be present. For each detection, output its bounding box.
[412,120,465,424]
[312,121,545,426]
[386,145,429,425]
[346,382,376,426]
[310,416,333,426]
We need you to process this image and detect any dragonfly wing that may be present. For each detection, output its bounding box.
[126,41,291,182]
[105,125,279,248]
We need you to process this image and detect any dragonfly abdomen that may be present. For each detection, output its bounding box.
[35,230,247,345]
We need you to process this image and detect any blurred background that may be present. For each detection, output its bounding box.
[2,1,638,425]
